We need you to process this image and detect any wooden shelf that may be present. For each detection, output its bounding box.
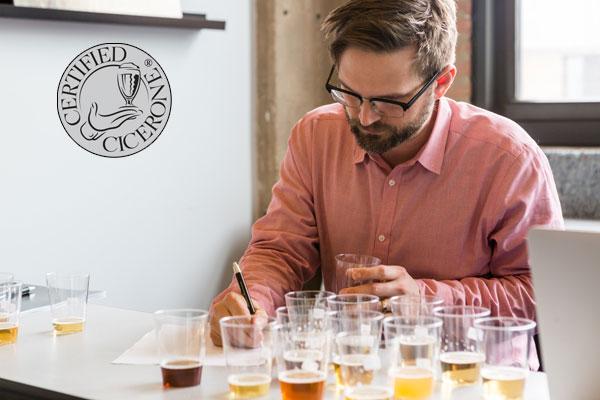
[0,4,226,30]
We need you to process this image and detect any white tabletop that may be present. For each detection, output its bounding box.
[0,304,551,399]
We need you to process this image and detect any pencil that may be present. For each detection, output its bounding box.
[232,262,256,315]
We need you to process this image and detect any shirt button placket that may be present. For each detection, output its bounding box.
[374,174,399,261]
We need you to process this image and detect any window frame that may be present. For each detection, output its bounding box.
[472,0,600,146]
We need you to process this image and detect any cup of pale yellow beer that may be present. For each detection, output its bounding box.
[0,281,22,346]
[384,316,442,400]
[330,310,384,388]
[389,295,444,318]
[274,315,330,400]
[433,306,490,387]
[220,315,275,399]
[474,317,536,400]
[46,272,89,335]
[154,309,208,388]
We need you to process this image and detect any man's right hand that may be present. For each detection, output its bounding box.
[209,292,268,347]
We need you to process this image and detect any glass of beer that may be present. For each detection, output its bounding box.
[334,254,381,292]
[154,309,208,388]
[327,294,381,313]
[274,318,330,400]
[220,315,275,399]
[383,316,442,399]
[46,272,89,335]
[0,281,22,346]
[474,317,536,400]
[389,295,443,318]
[331,310,384,388]
[434,305,490,387]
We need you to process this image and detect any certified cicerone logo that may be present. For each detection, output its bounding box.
[57,43,172,157]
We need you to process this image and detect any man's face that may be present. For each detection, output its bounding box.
[337,47,437,154]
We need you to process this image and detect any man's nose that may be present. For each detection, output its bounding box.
[358,101,381,127]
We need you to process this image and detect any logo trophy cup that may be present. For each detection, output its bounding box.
[117,62,141,107]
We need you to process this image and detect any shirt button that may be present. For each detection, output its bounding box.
[378,234,386,242]
[388,179,396,187]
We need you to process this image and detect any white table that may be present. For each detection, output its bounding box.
[0,305,551,399]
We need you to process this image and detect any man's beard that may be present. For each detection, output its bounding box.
[346,95,435,154]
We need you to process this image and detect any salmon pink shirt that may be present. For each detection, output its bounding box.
[214,98,563,322]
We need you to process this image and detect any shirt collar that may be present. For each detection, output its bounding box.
[352,98,452,175]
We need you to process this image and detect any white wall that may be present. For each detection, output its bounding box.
[0,0,253,312]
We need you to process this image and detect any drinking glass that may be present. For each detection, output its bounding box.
[384,316,442,399]
[0,281,22,345]
[274,318,330,400]
[433,306,490,386]
[0,272,14,284]
[154,309,208,388]
[330,310,384,388]
[220,316,275,398]
[474,317,536,400]
[335,254,381,292]
[46,272,89,335]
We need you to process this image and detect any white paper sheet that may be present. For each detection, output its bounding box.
[112,329,226,367]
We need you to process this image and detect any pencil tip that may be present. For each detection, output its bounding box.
[232,262,241,274]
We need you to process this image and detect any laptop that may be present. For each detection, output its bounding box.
[528,227,600,400]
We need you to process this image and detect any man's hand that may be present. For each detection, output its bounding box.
[339,265,420,298]
[209,292,268,347]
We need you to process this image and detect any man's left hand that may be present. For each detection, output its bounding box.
[339,265,420,298]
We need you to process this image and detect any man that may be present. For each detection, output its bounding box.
[209,0,563,346]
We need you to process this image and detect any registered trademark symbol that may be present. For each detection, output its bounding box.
[145,59,153,67]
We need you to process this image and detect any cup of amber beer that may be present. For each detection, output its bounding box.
[46,272,89,335]
[0,281,22,345]
[220,315,275,398]
[154,309,208,388]
[274,316,330,400]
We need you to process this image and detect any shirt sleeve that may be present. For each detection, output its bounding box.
[416,145,564,321]
[211,116,320,316]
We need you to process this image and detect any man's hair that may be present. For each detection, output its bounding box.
[321,0,457,79]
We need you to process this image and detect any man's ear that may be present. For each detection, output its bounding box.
[433,64,457,99]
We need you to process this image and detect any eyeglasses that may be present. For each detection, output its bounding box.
[325,66,441,118]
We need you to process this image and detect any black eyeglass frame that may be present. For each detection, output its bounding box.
[325,66,442,114]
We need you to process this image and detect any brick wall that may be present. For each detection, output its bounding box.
[446,0,472,102]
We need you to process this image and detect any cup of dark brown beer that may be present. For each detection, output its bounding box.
[154,309,209,388]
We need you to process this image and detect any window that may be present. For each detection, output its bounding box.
[472,0,600,145]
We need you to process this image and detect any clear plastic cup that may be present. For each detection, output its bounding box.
[335,254,381,292]
[46,272,89,335]
[0,281,22,345]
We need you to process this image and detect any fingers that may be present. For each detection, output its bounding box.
[348,265,406,283]
[209,292,264,347]
[340,268,418,298]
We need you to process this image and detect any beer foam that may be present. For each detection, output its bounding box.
[228,373,271,386]
[439,351,485,364]
[0,322,17,330]
[53,317,85,325]
[481,367,528,381]
[344,385,393,400]
[391,367,433,380]
[278,370,327,384]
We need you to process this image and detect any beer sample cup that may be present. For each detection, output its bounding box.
[384,316,442,400]
[331,310,384,388]
[46,273,89,335]
[474,317,536,400]
[274,319,330,400]
[433,306,490,387]
[0,282,22,345]
[154,309,208,388]
[220,316,275,399]
[327,294,381,313]
[389,295,444,318]
[334,254,381,292]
